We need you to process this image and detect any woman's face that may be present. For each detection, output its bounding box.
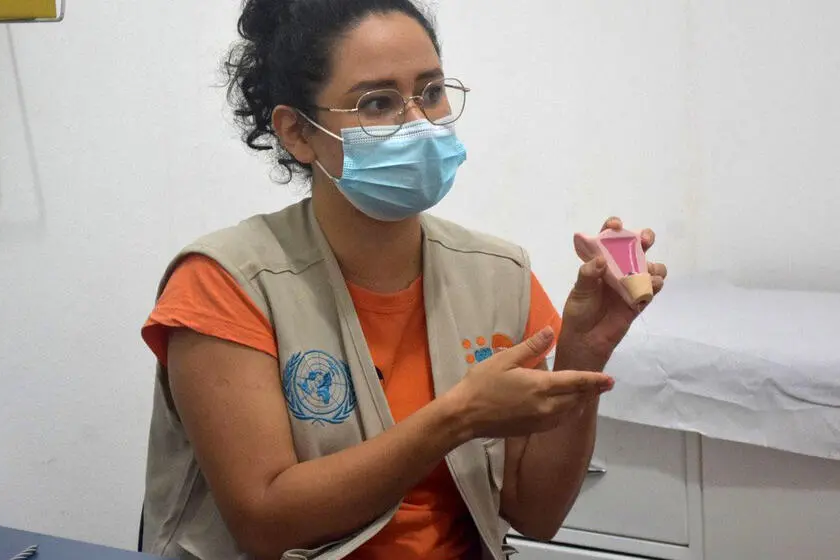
[277,12,443,179]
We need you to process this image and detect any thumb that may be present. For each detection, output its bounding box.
[572,256,607,295]
[501,326,555,368]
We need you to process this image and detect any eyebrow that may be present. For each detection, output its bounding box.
[345,68,445,94]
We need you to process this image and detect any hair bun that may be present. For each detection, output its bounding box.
[238,0,294,42]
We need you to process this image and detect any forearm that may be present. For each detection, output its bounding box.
[504,348,605,540]
[506,397,599,540]
[244,391,469,555]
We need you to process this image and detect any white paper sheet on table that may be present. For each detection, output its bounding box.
[599,276,840,461]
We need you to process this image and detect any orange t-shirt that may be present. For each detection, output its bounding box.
[142,254,562,560]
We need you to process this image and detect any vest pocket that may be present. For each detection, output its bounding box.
[482,438,506,491]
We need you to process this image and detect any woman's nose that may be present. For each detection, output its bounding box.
[402,97,426,123]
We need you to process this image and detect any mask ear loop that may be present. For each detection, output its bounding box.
[313,160,341,183]
[293,110,344,182]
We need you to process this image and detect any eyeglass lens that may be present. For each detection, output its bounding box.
[356,78,467,137]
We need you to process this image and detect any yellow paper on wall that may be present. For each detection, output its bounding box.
[0,0,57,20]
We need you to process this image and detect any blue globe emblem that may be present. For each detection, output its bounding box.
[283,350,357,425]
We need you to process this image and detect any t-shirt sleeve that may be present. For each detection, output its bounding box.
[522,272,563,369]
[141,254,278,368]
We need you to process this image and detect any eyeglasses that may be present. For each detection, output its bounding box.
[313,77,470,138]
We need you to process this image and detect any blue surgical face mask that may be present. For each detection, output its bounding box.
[302,115,467,222]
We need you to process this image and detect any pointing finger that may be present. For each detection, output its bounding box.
[543,370,614,396]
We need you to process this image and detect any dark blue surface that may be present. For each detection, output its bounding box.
[0,526,166,560]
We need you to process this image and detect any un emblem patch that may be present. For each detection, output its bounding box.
[283,350,357,425]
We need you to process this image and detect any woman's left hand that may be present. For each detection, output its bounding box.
[554,217,667,371]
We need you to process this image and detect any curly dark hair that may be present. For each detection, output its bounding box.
[224,0,441,183]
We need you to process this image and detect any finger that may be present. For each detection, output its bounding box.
[652,275,665,295]
[640,228,656,251]
[600,216,623,232]
[572,257,607,294]
[543,370,614,396]
[574,233,595,262]
[647,261,668,278]
[501,326,555,368]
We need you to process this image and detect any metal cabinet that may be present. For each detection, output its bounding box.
[510,418,704,560]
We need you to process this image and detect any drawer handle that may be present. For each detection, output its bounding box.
[587,458,607,476]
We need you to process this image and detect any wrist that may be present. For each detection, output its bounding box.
[553,335,610,372]
[433,384,478,445]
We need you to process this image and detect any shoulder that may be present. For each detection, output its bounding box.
[155,201,318,311]
[421,213,529,269]
[183,200,320,281]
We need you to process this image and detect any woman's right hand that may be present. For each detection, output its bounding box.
[447,327,614,440]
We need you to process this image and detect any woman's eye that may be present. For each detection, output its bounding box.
[359,95,396,115]
[423,84,445,106]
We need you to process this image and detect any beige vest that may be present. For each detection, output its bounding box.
[142,199,532,560]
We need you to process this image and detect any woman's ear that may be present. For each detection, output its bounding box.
[271,105,315,164]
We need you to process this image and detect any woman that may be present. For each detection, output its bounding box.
[139,1,667,559]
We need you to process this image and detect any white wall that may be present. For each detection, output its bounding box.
[1,0,837,551]
[0,2,299,548]
[435,1,695,302]
[435,0,840,299]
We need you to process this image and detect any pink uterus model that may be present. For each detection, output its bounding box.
[574,228,653,310]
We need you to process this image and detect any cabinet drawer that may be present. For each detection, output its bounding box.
[561,417,691,545]
[509,537,646,559]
